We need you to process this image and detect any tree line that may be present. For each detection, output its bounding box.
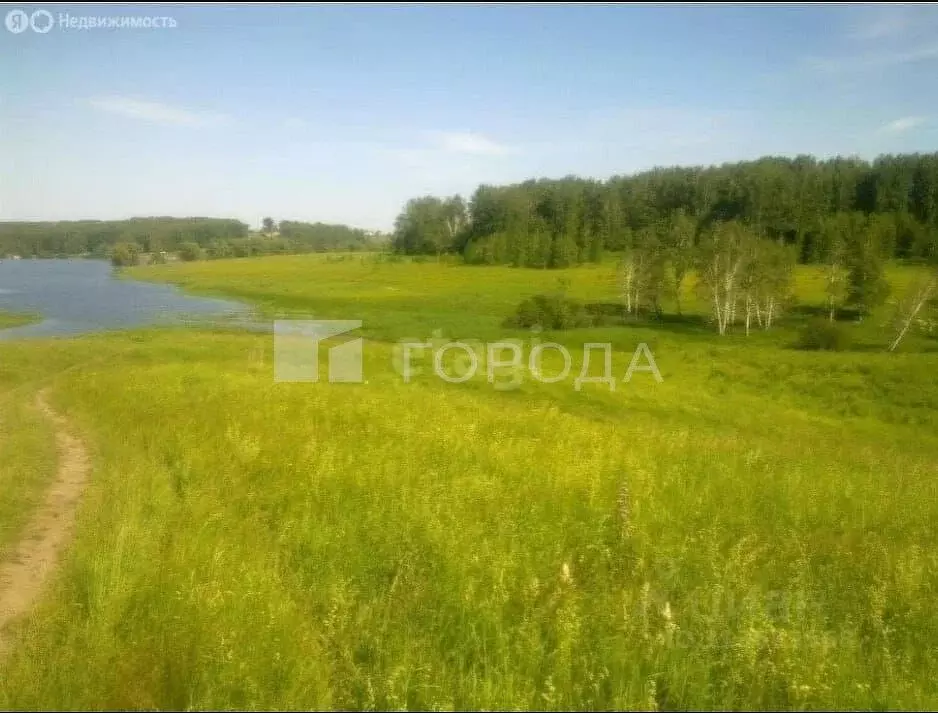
[276,220,379,252]
[499,214,933,351]
[391,152,938,266]
[0,218,250,259]
[0,217,387,263]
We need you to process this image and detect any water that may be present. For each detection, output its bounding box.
[0,259,254,341]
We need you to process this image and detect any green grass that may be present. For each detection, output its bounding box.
[0,256,936,709]
[0,309,40,330]
[127,254,936,350]
[0,392,56,559]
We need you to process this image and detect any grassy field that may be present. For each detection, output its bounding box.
[0,309,39,330]
[0,392,56,560]
[126,253,937,348]
[0,255,936,709]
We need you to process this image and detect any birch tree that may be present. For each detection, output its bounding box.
[755,242,796,330]
[888,268,938,352]
[617,227,666,316]
[695,221,753,335]
[665,210,697,315]
[442,196,468,253]
[820,215,850,321]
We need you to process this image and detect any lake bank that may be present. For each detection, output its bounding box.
[0,310,40,330]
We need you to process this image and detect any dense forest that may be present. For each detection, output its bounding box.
[0,217,382,261]
[392,153,938,266]
[0,218,249,258]
[277,220,376,252]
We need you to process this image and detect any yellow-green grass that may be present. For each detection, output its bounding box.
[0,258,935,709]
[0,392,56,559]
[0,310,40,330]
[128,255,937,350]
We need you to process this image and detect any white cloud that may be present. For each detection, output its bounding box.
[283,116,309,130]
[847,7,912,41]
[879,116,928,134]
[430,131,514,156]
[87,96,230,127]
[806,43,938,74]
[383,131,516,173]
[382,147,433,168]
[815,5,938,75]
[846,4,938,41]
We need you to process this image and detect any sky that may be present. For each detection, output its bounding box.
[2,2,938,231]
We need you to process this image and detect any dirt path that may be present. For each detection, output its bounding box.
[0,389,90,659]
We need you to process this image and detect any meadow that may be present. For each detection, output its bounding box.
[0,254,936,709]
[0,309,39,330]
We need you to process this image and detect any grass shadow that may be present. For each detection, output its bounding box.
[583,302,715,336]
[788,304,863,322]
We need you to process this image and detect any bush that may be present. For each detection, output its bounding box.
[796,318,853,351]
[206,240,233,260]
[110,241,141,267]
[584,302,630,326]
[504,293,594,330]
[178,242,205,262]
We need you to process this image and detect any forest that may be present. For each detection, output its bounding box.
[391,152,938,266]
[0,218,250,258]
[0,217,380,261]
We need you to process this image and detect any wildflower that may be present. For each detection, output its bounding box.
[560,562,574,586]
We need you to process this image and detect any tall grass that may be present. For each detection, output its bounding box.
[0,394,56,558]
[0,257,935,709]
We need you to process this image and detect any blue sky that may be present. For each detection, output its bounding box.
[2,3,938,231]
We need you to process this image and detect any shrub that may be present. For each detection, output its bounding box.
[206,240,233,260]
[584,302,629,326]
[178,242,205,262]
[504,293,594,330]
[796,318,853,351]
[110,242,141,267]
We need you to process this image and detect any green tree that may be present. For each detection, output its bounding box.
[665,210,697,314]
[178,242,205,262]
[845,236,891,319]
[392,196,458,257]
[695,221,754,335]
[110,241,141,267]
[207,240,233,259]
[819,214,852,321]
[549,232,579,269]
[754,241,796,331]
[617,227,668,316]
[441,196,468,261]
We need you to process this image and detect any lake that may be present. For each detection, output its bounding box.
[0,259,252,341]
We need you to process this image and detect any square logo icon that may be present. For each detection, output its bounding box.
[274,320,363,383]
